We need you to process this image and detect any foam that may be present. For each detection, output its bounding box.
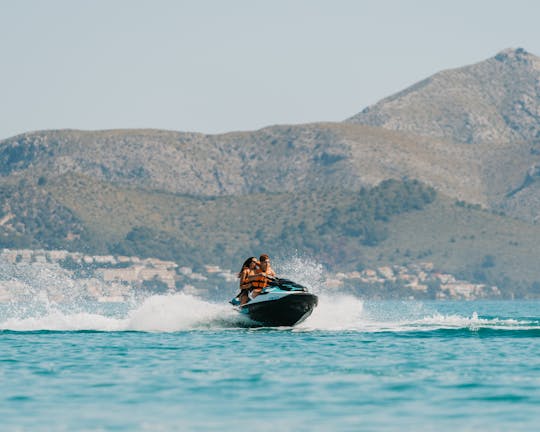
[1,293,539,332]
[126,293,238,331]
[0,293,248,332]
[297,293,365,331]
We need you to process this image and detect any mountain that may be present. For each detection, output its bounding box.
[347,48,540,221]
[1,48,540,297]
[346,48,540,146]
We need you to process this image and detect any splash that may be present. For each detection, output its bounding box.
[408,311,539,331]
[2,293,539,332]
[273,252,325,294]
[126,293,240,331]
[297,293,365,331]
[0,293,248,332]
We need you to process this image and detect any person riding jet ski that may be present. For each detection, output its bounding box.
[232,254,318,327]
[236,254,276,304]
[237,257,258,305]
[249,254,276,299]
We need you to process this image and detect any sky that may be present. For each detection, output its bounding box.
[1,0,540,140]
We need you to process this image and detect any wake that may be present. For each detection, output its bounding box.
[1,292,539,333]
[0,293,239,332]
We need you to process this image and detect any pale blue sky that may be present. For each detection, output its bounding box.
[1,0,539,139]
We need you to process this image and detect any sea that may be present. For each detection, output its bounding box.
[1,261,539,431]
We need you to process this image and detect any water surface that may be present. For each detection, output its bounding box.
[1,297,539,431]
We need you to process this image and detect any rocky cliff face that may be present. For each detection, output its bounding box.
[346,48,540,146]
[0,123,486,205]
[0,126,361,197]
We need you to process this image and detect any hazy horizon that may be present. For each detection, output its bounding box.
[1,0,540,140]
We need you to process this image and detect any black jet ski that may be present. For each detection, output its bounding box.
[230,278,318,327]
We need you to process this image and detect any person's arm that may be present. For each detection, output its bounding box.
[239,269,249,286]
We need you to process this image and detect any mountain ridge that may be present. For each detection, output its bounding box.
[1,120,536,217]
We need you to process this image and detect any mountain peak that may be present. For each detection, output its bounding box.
[346,48,540,144]
[494,47,533,63]
[493,47,540,72]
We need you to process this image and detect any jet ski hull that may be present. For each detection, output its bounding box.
[239,292,318,327]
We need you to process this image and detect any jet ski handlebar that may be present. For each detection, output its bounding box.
[266,277,308,292]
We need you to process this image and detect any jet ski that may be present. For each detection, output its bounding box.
[230,278,318,327]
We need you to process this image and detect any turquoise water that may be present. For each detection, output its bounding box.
[1,296,539,431]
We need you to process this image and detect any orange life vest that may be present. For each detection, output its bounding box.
[250,273,270,290]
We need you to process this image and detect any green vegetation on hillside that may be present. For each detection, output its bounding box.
[0,182,92,251]
[0,174,435,270]
[362,197,540,298]
[2,172,540,297]
[316,179,436,244]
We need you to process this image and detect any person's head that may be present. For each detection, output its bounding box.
[240,257,258,272]
[259,254,270,268]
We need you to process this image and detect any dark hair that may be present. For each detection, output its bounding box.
[238,257,257,278]
[259,254,270,262]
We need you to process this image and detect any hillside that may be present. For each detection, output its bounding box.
[1,168,539,296]
[0,171,436,268]
[0,121,526,206]
[2,120,539,221]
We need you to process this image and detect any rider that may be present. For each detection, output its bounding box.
[250,254,276,299]
[258,254,276,278]
[237,257,258,305]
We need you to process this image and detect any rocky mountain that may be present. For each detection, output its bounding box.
[346,48,540,146]
[0,124,482,201]
[0,123,536,221]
